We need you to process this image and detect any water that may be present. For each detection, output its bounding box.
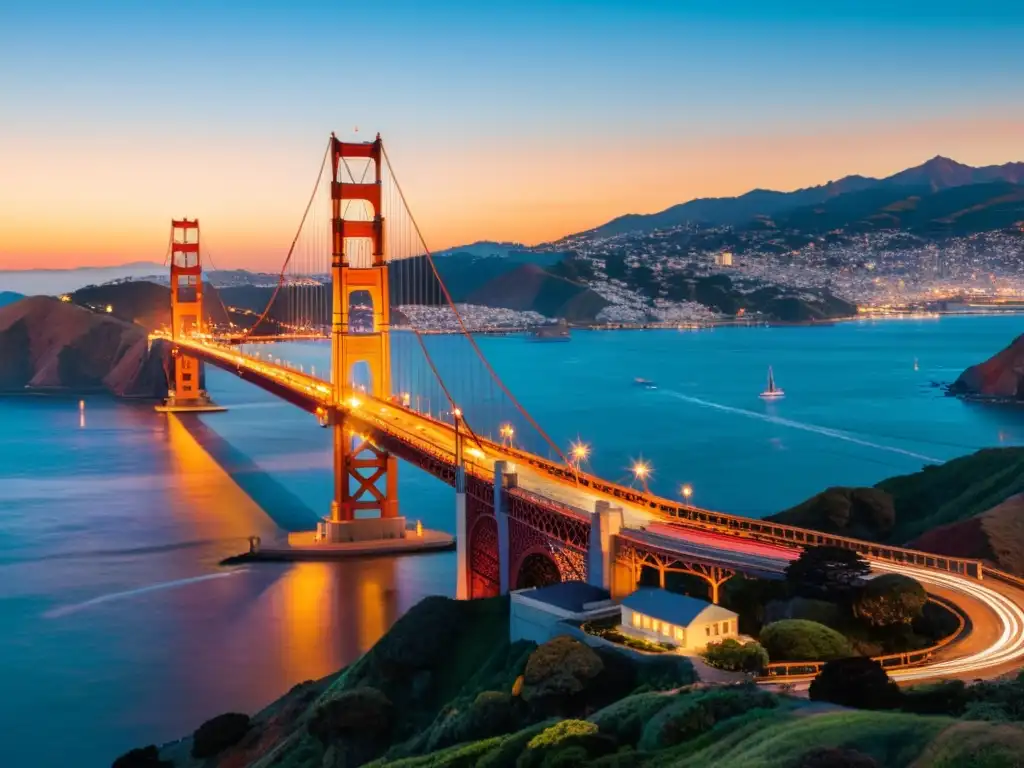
[2,315,1023,767]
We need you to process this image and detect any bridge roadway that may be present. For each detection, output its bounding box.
[167,337,1024,682]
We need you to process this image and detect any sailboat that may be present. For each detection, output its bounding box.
[760,366,784,399]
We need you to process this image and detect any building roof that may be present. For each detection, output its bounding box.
[518,581,612,612]
[621,588,736,627]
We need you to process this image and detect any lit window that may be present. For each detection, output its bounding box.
[674,627,684,641]
[662,622,672,637]
[713,624,720,636]
[631,612,641,628]
[642,615,652,630]
[652,620,660,633]
[706,626,711,637]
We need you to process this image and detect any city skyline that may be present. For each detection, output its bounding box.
[2,0,1023,270]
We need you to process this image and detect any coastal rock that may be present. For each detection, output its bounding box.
[949,334,1024,400]
[0,296,169,397]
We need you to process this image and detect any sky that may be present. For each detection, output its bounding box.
[1,0,1023,271]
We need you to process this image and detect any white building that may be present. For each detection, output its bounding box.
[620,587,739,652]
[510,581,620,644]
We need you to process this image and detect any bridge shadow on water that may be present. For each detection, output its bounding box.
[177,415,320,533]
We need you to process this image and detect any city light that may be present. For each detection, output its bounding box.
[347,396,362,409]
[681,484,693,502]
[453,407,462,419]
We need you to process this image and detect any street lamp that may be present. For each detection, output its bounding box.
[570,440,590,469]
[680,484,693,504]
[631,459,652,492]
[500,423,515,448]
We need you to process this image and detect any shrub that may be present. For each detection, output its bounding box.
[308,686,393,745]
[854,574,928,627]
[795,747,880,768]
[589,691,675,745]
[426,690,522,752]
[961,702,1012,723]
[519,720,615,768]
[638,686,778,751]
[112,745,170,768]
[901,680,968,716]
[521,637,604,712]
[633,654,696,691]
[476,721,555,768]
[808,657,902,710]
[191,712,251,759]
[527,720,598,750]
[703,638,769,673]
[759,619,854,662]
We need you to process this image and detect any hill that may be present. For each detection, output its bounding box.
[948,333,1024,401]
[465,263,610,321]
[0,291,23,307]
[72,281,231,332]
[769,448,1024,573]
[0,296,169,397]
[589,156,1024,237]
[126,594,1024,768]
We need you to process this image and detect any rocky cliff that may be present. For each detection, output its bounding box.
[0,296,169,397]
[949,333,1024,400]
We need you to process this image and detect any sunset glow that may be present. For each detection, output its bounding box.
[2,1,1023,271]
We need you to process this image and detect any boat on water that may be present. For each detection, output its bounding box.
[759,367,784,399]
[914,357,919,371]
[634,378,657,390]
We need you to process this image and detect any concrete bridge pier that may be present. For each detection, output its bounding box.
[494,461,516,595]
[455,461,468,599]
[587,501,623,591]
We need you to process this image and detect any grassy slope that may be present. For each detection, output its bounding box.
[769,448,1024,572]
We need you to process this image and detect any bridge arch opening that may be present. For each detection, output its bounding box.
[515,551,562,590]
[348,289,375,333]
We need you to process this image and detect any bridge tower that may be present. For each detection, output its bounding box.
[322,133,402,542]
[157,219,223,413]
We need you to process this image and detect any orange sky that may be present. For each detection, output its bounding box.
[2,115,1022,271]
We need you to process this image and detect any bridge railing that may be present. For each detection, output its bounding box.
[759,594,968,680]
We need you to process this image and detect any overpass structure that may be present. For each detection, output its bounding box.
[153,132,1024,683]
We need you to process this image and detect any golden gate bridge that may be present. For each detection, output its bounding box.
[152,132,1024,682]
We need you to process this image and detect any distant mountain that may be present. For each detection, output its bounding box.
[431,241,526,259]
[775,181,1024,235]
[71,281,230,332]
[589,156,1024,237]
[0,292,23,308]
[465,263,609,322]
[428,250,566,302]
[0,262,165,295]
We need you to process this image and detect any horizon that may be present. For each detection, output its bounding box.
[2,0,1023,271]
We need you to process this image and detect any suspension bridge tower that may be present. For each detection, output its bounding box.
[156,219,224,413]
[321,133,402,542]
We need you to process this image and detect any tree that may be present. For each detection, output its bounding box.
[112,745,171,768]
[786,545,871,598]
[854,573,928,627]
[702,638,769,673]
[808,657,902,710]
[521,636,604,714]
[759,620,854,662]
[307,687,394,745]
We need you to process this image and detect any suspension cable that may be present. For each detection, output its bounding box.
[381,145,571,468]
[239,138,332,342]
